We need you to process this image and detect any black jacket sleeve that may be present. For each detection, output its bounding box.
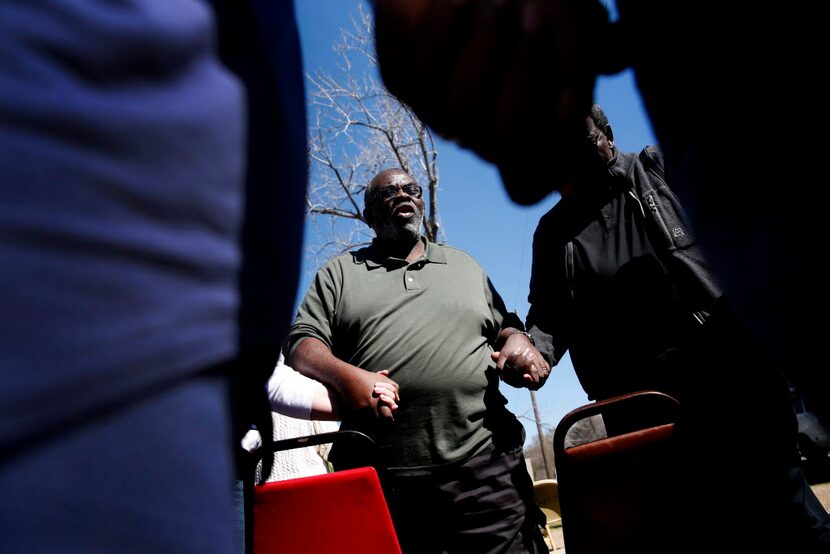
[525,206,572,368]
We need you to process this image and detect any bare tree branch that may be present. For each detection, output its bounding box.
[305,5,443,264]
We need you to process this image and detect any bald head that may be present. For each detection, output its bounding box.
[366,168,412,205]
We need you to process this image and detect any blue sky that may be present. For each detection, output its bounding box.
[294,1,656,439]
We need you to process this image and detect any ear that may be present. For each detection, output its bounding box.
[363,207,374,228]
[605,125,615,147]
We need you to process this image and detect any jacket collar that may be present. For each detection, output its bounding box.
[608,150,637,184]
[577,149,636,196]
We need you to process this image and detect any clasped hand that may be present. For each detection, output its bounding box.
[343,368,400,422]
[491,333,550,390]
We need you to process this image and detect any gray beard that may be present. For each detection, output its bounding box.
[374,212,424,244]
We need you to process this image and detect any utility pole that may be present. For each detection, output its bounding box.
[531,390,555,479]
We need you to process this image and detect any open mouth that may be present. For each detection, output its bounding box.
[393,203,415,218]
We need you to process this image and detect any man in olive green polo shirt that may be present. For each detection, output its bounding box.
[286,168,549,553]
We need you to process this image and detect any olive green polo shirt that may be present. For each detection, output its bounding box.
[287,238,523,476]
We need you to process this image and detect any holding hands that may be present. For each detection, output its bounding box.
[291,338,400,423]
[491,330,550,390]
[372,369,400,416]
[339,366,400,423]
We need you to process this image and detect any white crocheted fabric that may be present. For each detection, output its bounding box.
[259,413,339,482]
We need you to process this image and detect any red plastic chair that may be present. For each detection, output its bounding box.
[251,430,401,554]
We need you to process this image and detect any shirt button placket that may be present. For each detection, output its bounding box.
[405,265,420,291]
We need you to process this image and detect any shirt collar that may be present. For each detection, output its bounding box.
[353,236,447,269]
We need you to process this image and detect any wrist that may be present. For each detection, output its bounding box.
[509,330,535,346]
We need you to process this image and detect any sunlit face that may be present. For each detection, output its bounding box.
[365,170,425,242]
[585,116,615,167]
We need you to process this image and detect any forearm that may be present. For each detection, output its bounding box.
[290,337,397,419]
[492,326,550,390]
[496,326,528,349]
[526,324,558,368]
[267,361,341,421]
[290,337,364,398]
[309,385,342,421]
[526,301,568,369]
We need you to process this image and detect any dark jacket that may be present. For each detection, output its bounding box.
[525,146,721,400]
[621,147,721,310]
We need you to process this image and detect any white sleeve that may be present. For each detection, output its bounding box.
[240,428,262,452]
[266,354,319,420]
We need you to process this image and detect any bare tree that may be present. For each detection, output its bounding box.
[306,5,441,266]
[524,424,556,482]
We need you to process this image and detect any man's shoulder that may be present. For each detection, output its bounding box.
[614,146,666,185]
[629,145,668,192]
[313,246,375,277]
[315,250,349,268]
[433,242,471,258]
[346,243,378,264]
[637,145,664,172]
[612,146,663,171]
[431,242,483,268]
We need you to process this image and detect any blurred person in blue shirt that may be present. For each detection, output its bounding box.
[0,1,306,552]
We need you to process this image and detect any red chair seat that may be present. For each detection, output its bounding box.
[253,466,401,554]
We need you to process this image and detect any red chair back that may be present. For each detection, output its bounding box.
[251,431,401,554]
